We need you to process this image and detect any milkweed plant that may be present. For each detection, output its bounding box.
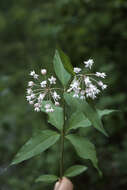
[11,49,115,185]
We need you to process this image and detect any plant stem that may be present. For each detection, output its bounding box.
[60,128,64,179]
[60,91,66,179]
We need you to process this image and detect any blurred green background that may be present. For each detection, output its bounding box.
[0,0,127,189]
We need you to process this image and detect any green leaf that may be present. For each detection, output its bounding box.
[66,134,102,176]
[41,100,64,130]
[66,111,91,132]
[67,109,116,133]
[53,49,71,87]
[35,175,58,183]
[11,130,60,165]
[57,48,75,76]
[64,93,108,137]
[98,109,117,118]
[64,165,88,177]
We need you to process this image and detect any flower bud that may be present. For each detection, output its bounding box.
[55,102,60,106]
[41,69,47,75]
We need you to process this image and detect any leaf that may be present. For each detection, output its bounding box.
[64,93,108,137]
[66,134,102,176]
[66,111,91,132]
[57,48,75,76]
[53,49,71,87]
[97,109,117,118]
[35,175,58,183]
[67,109,116,133]
[11,130,60,165]
[64,165,88,177]
[41,100,64,130]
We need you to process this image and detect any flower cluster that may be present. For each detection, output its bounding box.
[67,59,107,100]
[26,69,61,112]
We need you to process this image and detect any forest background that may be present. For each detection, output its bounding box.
[0,0,127,190]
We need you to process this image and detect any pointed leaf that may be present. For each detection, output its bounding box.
[41,100,64,130]
[64,165,88,177]
[35,175,58,183]
[11,130,60,165]
[98,109,117,118]
[58,48,75,75]
[66,134,102,176]
[64,93,108,137]
[67,109,116,133]
[66,111,91,132]
[53,49,71,87]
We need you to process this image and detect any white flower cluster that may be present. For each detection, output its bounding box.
[26,69,61,112]
[67,59,107,100]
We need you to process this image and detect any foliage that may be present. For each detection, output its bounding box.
[9,49,112,186]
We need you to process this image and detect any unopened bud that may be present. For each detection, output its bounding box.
[41,69,47,75]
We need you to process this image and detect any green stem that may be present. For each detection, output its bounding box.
[60,128,64,179]
[60,90,66,179]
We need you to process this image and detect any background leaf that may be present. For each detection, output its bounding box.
[64,165,88,177]
[35,175,58,183]
[41,100,64,130]
[66,134,102,176]
[53,49,71,87]
[64,93,108,137]
[11,130,60,165]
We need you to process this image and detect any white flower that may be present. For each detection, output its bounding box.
[84,59,94,69]
[40,80,47,88]
[34,107,40,112]
[80,95,85,100]
[27,88,33,95]
[86,84,100,99]
[26,96,31,101]
[45,104,51,109]
[30,70,35,76]
[49,108,54,112]
[45,104,54,112]
[31,93,35,99]
[95,72,106,78]
[28,81,34,87]
[67,57,107,100]
[27,69,59,113]
[67,79,81,97]
[74,67,81,73]
[70,80,80,90]
[102,84,107,90]
[33,74,39,79]
[41,69,47,75]
[29,101,34,104]
[84,77,91,86]
[67,88,72,93]
[46,108,54,113]
[48,76,56,84]
[98,81,103,86]
[34,103,39,107]
[73,93,79,98]
[52,91,60,101]
[55,102,60,106]
[98,81,107,89]
[38,93,45,102]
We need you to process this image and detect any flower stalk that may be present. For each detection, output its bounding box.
[60,91,66,179]
[60,127,64,179]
